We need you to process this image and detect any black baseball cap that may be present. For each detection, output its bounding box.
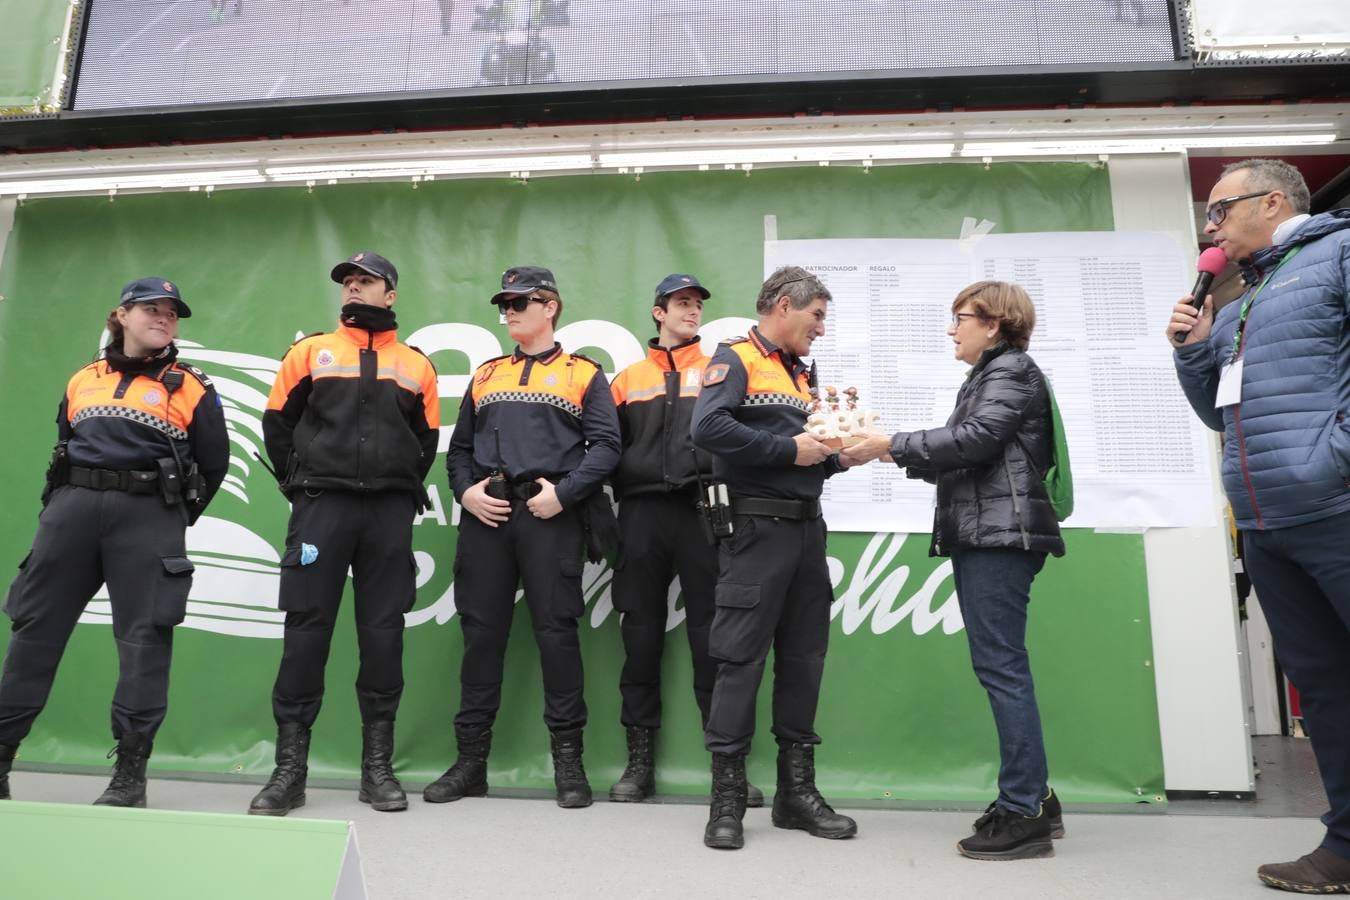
[331,251,398,289]
[491,265,559,304]
[654,273,711,301]
[120,276,191,318]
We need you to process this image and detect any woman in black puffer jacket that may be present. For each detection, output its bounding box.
[846,280,1064,861]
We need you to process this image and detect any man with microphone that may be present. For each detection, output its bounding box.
[1167,158,1350,894]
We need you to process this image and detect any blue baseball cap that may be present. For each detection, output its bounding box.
[654,273,711,301]
[331,250,398,289]
[491,265,559,304]
[120,276,191,318]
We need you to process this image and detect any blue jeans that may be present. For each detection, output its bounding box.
[1244,508,1350,860]
[950,547,1049,818]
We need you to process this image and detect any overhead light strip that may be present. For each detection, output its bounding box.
[0,128,1341,199]
[597,143,957,169]
[0,168,268,196]
[958,133,1339,157]
[263,154,596,179]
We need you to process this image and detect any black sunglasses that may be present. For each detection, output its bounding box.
[495,295,549,313]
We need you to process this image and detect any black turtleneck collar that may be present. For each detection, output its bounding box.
[512,342,563,364]
[103,341,177,375]
[340,302,398,333]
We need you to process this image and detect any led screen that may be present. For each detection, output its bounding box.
[73,0,1178,111]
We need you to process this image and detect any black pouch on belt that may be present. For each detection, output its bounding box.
[156,457,185,507]
[581,491,619,565]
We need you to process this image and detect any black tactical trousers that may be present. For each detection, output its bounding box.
[704,513,832,755]
[0,486,191,745]
[454,503,587,732]
[271,490,417,727]
[612,493,717,729]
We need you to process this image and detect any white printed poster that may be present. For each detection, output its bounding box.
[765,232,1219,532]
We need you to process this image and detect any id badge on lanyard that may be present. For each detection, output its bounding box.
[1214,245,1303,410]
[1215,358,1243,408]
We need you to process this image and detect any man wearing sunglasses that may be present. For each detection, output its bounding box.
[430,265,620,809]
[1168,159,1350,895]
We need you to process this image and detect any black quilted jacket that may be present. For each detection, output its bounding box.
[890,342,1065,558]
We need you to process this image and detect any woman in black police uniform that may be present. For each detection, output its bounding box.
[0,278,228,807]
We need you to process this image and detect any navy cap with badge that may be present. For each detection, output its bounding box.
[331,250,398,289]
[654,273,711,301]
[120,276,192,318]
[491,265,559,304]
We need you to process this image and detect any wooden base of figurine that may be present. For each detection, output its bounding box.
[821,434,864,452]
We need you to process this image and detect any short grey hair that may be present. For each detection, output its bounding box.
[756,266,831,315]
[1221,159,1311,215]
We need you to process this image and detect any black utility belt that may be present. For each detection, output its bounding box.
[502,476,565,502]
[67,466,160,495]
[621,487,701,505]
[508,482,543,501]
[733,497,822,521]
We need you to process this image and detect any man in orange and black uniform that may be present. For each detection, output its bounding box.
[251,251,440,817]
[605,273,762,808]
[691,266,857,850]
[426,265,619,809]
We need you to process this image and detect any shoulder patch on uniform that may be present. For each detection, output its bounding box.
[473,354,510,384]
[567,351,603,371]
[721,336,749,346]
[703,364,731,386]
[177,363,214,388]
[289,330,325,348]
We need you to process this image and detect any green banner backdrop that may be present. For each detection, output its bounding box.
[0,0,69,110]
[0,162,1165,804]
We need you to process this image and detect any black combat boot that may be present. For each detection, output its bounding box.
[359,720,407,812]
[0,743,16,800]
[93,733,152,808]
[550,728,592,809]
[704,752,748,850]
[423,725,492,803]
[698,711,761,808]
[770,742,857,839]
[248,723,310,816]
[608,726,655,802]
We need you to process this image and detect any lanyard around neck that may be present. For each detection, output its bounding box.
[1229,245,1303,360]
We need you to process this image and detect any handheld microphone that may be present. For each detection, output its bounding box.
[1173,247,1229,344]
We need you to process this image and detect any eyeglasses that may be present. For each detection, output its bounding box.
[1205,190,1274,226]
[495,295,549,313]
[950,312,982,327]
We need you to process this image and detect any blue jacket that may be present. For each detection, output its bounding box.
[1174,209,1350,530]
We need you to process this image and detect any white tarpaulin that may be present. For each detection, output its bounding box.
[1189,0,1349,52]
